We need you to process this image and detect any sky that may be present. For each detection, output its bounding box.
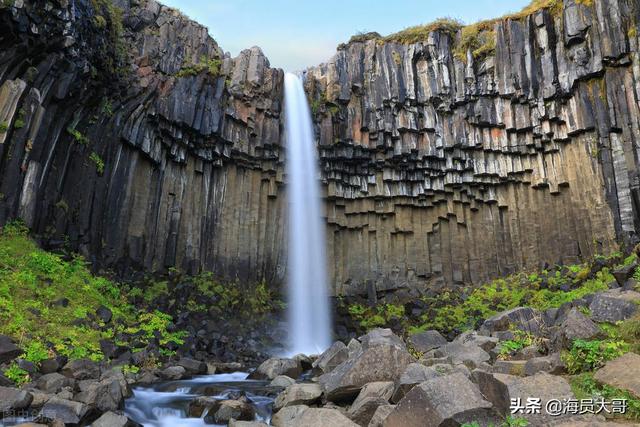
[160,0,532,71]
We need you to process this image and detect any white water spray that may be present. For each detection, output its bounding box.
[284,72,332,356]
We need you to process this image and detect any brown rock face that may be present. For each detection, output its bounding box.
[1,0,640,295]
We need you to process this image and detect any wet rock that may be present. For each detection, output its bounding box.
[177,357,207,374]
[274,383,323,410]
[187,396,219,418]
[384,372,496,427]
[589,290,640,323]
[0,335,23,364]
[159,366,187,380]
[391,363,438,403]
[249,357,302,380]
[406,330,447,353]
[312,341,349,373]
[270,375,296,388]
[204,399,255,424]
[39,397,89,425]
[61,359,100,380]
[593,352,640,397]
[0,386,33,412]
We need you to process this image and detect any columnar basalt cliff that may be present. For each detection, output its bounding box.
[0,0,285,284]
[1,0,640,296]
[306,0,640,294]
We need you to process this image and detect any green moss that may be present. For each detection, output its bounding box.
[176,55,222,78]
[67,127,90,145]
[89,152,105,175]
[0,122,8,134]
[89,0,126,76]
[571,373,640,421]
[348,303,406,331]
[454,21,497,62]
[385,18,463,44]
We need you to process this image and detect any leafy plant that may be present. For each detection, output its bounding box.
[89,152,105,174]
[0,122,8,133]
[67,127,90,145]
[571,373,640,420]
[24,341,50,366]
[4,362,29,386]
[563,339,629,374]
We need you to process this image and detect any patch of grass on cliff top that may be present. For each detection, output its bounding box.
[0,220,135,360]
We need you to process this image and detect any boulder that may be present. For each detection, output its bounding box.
[271,404,309,427]
[61,359,100,380]
[249,357,302,380]
[274,383,323,410]
[40,357,67,375]
[391,363,438,403]
[177,357,207,374]
[75,378,125,412]
[96,306,113,323]
[407,330,447,353]
[593,352,640,397]
[187,396,219,417]
[289,408,358,427]
[36,373,74,394]
[612,262,637,286]
[312,341,349,373]
[91,411,138,427]
[159,366,186,380]
[0,335,23,364]
[561,308,601,341]
[348,381,394,426]
[523,353,565,376]
[39,397,89,424]
[474,371,574,425]
[433,341,490,369]
[205,399,255,424]
[383,373,496,427]
[368,404,395,427]
[270,375,296,388]
[492,360,527,376]
[228,421,269,427]
[359,329,405,350]
[319,334,414,402]
[347,339,362,357]
[0,386,33,412]
[589,290,640,323]
[479,307,541,335]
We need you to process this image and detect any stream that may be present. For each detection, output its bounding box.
[124,372,276,427]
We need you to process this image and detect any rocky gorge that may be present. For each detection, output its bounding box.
[2,0,640,426]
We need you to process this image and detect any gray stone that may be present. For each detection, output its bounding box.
[0,386,32,412]
[90,411,137,427]
[159,366,187,380]
[367,404,395,427]
[383,372,496,427]
[271,404,309,427]
[228,421,269,427]
[249,357,302,380]
[593,352,640,397]
[270,375,296,388]
[479,307,542,335]
[36,373,74,394]
[274,383,323,410]
[359,329,405,350]
[177,357,207,374]
[40,397,89,424]
[561,308,601,341]
[523,353,565,376]
[75,378,125,412]
[347,339,362,357]
[289,408,358,427]
[433,341,491,369]
[391,363,439,403]
[589,290,640,323]
[406,330,447,353]
[349,382,395,425]
[61,359,100,380]
[312,341,349,373]
[0,335,23,364]
[205,399,255,424]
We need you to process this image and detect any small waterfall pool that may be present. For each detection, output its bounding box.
[124,372,276,427]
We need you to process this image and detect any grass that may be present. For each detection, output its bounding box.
[0,220,187,377]
[176,55,222,78]
[571,373,640,421]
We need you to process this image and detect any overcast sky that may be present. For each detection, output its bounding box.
[160,0,531,71]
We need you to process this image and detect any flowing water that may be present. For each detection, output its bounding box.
[124,372,276,427]
[284,72,332,356]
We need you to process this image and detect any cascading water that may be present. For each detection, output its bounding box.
[284,72,332,356]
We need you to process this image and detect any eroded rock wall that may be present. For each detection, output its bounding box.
[0,0,286,283]
[307,0,640,294]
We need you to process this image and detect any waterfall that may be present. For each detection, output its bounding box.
[284,72,332,356]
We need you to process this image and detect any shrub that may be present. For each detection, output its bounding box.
[563,339,628,374]
[67,127,90,145]
[89,152,105,174]
[0,122,8,133]
[4,362,29,385]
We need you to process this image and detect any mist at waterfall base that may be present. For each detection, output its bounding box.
[284,72,332,356]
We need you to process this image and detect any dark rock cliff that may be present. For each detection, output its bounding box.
[0,0,285,284]
[306,0,640,294]
[1,0,640,296]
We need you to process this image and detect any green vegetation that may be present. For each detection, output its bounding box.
[454,21,497,62]
[4,362,29,386]
[0,220,187,369]
[498,330,536,359]
[407,265,612,336]
[89,152,105,174]
[90,0,126,76]
[348,303,405,330]
[176,55,222,78]
[462,416,529,427]
[14,109,26,130]
[571,373,640,420]
[0,122,8,133]
[385,18,463,44]
[67,127,90,145]
[563,339,629,374]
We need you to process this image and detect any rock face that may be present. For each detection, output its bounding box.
[2,0,640,295]
[593,352,640,397]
